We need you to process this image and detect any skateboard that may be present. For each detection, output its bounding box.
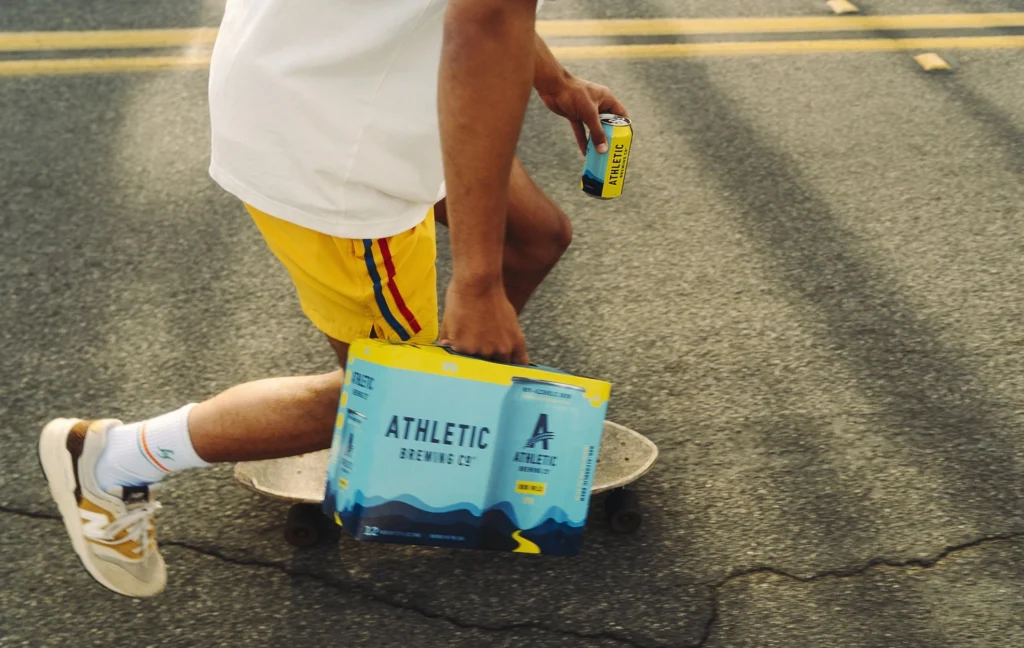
[235,421,658,547]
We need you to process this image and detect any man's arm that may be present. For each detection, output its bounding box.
[437,0,538,364]
[532,33,629,155]
[533,33,572,100]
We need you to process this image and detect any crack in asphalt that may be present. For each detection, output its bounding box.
[3,505,1022,648]
[0,504,59,521]
[0,505,641,647]
[690,531,1024,648]
[160,540,647,647]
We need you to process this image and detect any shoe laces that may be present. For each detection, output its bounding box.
[108,501,162,554]
[86,490,162,555]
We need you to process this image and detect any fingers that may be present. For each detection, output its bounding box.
[510,340,530,367]
[437,318,451,349]
[480,344,512,364]
[437,337,527,366]
[598,89,626,117]
[582,103,608,154]
[571,121,588,156]
[601,96,629,118]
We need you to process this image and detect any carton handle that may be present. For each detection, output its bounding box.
[436,345,568,375]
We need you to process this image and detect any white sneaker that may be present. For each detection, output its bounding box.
[39,418,167,597]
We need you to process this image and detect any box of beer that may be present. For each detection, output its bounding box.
[323,339,612,556]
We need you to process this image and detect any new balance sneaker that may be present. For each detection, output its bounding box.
[39,418,167,597]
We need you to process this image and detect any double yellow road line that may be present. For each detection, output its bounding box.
[2,13,1023,77]
[538,12,1024,37]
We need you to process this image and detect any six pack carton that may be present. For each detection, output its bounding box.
[323,339,612,556]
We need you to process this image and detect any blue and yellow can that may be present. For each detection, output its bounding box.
[487,378,583,529]
[581,114,633,199]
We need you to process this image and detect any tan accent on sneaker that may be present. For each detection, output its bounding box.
[79,497,146,559]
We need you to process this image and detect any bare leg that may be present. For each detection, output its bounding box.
[182,159,564,465]
[435,157,572,313]
[186,339,349,463]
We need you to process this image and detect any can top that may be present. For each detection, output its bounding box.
[599,114,631,127]
[510,376,585,392]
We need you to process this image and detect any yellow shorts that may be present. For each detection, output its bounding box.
[246,204,439,345]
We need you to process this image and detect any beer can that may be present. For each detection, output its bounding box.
[330,408,367,515]
[580,114,633,199]
[487,377,583,530]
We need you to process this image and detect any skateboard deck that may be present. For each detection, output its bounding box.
[234,421,657,504]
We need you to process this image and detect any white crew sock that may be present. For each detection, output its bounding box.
[94,403,212,493]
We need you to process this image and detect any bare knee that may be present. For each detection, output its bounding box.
[546,206,574,259]
[508,205,573,274]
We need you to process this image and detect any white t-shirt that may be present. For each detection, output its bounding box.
[208,0,451,239]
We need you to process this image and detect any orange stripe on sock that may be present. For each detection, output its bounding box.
[139,422,170,472]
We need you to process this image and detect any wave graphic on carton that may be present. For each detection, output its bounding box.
[358,491,485,517]
[340,491,586,555]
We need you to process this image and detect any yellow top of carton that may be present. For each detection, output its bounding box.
[348,339,611,407]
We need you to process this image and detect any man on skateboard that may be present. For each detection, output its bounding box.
[39,0,627,597]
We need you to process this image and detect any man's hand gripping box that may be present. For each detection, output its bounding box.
[323,339,612,556]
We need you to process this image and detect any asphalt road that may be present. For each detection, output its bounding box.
[2,1,1023,647]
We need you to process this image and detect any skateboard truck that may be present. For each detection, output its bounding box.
[605,488,643,534]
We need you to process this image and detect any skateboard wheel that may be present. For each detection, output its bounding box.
[285,503,323,548]
[605,489,642,534]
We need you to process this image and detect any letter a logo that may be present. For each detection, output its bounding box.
[524,413,555,450]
